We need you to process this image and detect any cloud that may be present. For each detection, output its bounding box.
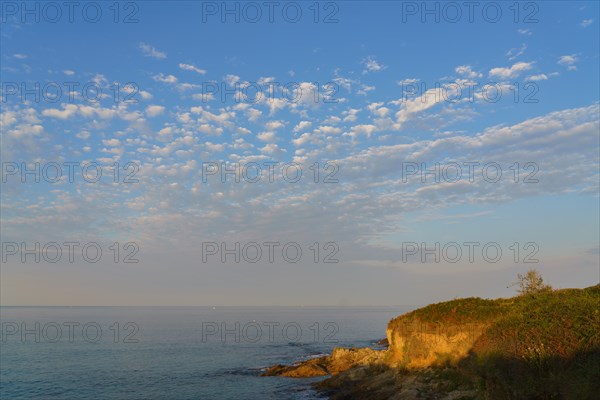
[260,143,285,155]
[224,74,240,86]
[63,70,75,76]
[257,131,276,142]
[489,61,534,79]
[246,108,262,122]
[455,65,483,78]
[517,29,532,36]
[13,53,27,59]
[362,56,387,73]
[506,43,527,61]
[140,90,153,100]
[146,105,166,117]
[103,138,120,147]
[398,78,420,85]
[580,19,593,27]
[76,131,91,140]
[342,108,360,122]
[42,104,79,119]
[367,102,390,118]
[357,85,376,95]
[139,42,167,59]
[395,88,446,124]
[527,74,548,81]
[179,63,206,75]
[293,121,312,132]
[265,120,285,130]
[558,55,578,71]
[346,124,377,139]
[153,73,178,84]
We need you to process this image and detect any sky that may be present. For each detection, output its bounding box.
[1,1,599,306]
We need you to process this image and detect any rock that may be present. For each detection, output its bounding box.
[261,347,385,378]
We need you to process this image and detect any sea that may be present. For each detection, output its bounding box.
[0,306,414,399]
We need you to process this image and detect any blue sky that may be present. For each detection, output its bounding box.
[1,1,599,306]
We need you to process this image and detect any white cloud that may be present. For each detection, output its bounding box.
[42,104,78,119]
[357,85,376,95]
[395,88,446,124]
[76,131,91,140]
[258,76,276,85]
[558,55,578,71]
[506,43,527,61]
[260,143,285,155]
[397,78,420,85]
[153,73,178,84]
[489,61,534,79]
[293,121,312,132]
[13,53,27,59]
[265,120,285,130]
[362,56,387,73]
[367,102,390,118]
[198,124,224,136]
[246,108,262,122]
[257,131,276,142]
[224,74,240,86]
[140,90,153,100]
[580,19,593,27]
[204,142,225,153]
[158,126,174,137]
[179,63,206,75]
[139,42,167,59]
[346,124,377,139]
[517,29,532,36]
[103,138,120,147]
[146,105,166,117]
[455,65,483,79]
[63,70,75,76]
[527,74,548,81]
[342,108,360,122]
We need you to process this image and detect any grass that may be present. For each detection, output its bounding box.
[387,284,600,399]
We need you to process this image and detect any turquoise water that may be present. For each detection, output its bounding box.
[0,306,411,399]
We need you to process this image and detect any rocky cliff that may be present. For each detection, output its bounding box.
[263,285,600,399]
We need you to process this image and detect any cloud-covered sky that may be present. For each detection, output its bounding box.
[1,1,598,306]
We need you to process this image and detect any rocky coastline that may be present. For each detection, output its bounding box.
[262,285,600,400]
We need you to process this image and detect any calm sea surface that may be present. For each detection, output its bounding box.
[0,306,414,399]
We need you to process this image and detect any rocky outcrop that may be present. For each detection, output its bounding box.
[263,322,490,378]
[262,347,385,377]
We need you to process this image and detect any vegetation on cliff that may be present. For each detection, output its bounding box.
[377,282,599,399]
[264,275,600,399]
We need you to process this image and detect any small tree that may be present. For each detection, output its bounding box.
[514,269,552,295]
